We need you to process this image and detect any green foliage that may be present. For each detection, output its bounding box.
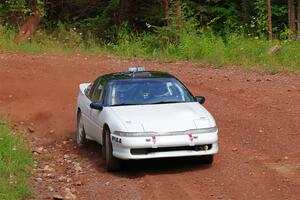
[0,0,297,41]
[76,0,120,40]
[252,0,288,38]
[253,0,268,38]
[1,0,300,73]
[0,119,33,200]
[1,23,300,72]
[0,0,29,25]
[0,24,91,53]
[108,19,300,72]
[0,0,298,39]
[0,0,44,26]
[201,0,240,34]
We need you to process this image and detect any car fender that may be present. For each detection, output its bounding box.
[101,107,128,137]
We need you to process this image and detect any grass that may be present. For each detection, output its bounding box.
[112,30,300,73]
[0,24,300,73]
[0,119,33,200]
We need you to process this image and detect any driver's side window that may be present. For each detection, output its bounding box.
[91,79,106,102]
[85,83,93,97]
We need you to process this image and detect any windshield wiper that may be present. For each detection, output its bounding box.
[111,103,138,106]
[111,101,183,106]
[151,101,182,104]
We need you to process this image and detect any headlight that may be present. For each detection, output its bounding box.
[189,126,218,134]
[113,131,155,137]
[113,126,217,137]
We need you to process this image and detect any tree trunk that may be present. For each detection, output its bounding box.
[267,0,273,40]
[241,0,250,23]
[176,0,182,28]
[162,0,170,26]
[118,0,132,24]
[14,0,42,44]
[297,0,300,39]
[288,0,296,38]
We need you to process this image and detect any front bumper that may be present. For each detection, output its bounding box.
[111,132,218,160]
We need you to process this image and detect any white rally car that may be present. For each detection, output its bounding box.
[76,67,218,171]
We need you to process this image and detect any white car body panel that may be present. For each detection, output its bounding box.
[77,82,219,160]
[109,103,214,132]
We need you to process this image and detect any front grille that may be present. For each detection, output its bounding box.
[130,144,212,155]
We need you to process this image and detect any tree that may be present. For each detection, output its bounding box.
[176,0,182,27]
[297,0,300,38]
[162,0,170,26]
[118,0,132,24]
[241,0,250,23]
[161,0,181,27]
[288,0,296,38]
[267,0,272,40]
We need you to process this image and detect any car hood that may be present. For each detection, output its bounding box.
[109,102,215,132]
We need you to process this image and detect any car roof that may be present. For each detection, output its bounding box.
[101,71,175,81]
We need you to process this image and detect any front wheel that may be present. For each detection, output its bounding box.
[103,128,121,171]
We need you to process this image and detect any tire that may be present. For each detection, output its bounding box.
[103,127,121,171]
[201,155,214,165]
[76,111,87,146]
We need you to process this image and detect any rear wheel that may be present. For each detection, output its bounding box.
[103,127,121,171]
[76,111,86,146]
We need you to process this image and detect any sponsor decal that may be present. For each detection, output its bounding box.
[152,136,156,144]
[112,136,122,143]
[188,133,193,142]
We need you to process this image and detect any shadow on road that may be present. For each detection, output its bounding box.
[117,157,213,179]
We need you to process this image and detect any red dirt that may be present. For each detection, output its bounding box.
[0,52,299,200]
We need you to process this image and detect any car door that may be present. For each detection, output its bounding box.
[82,78,100,137]
[80,82,94,137]
[89,78,107,143]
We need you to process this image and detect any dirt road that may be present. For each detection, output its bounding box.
[0,53,299,200]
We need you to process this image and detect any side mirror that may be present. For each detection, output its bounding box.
[90,102,103,111]
[195,96,205,104]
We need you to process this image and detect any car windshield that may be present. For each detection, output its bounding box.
[107,78,194,106]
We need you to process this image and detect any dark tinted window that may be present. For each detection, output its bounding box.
[107,78,194,106]
[87,77,101,100]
